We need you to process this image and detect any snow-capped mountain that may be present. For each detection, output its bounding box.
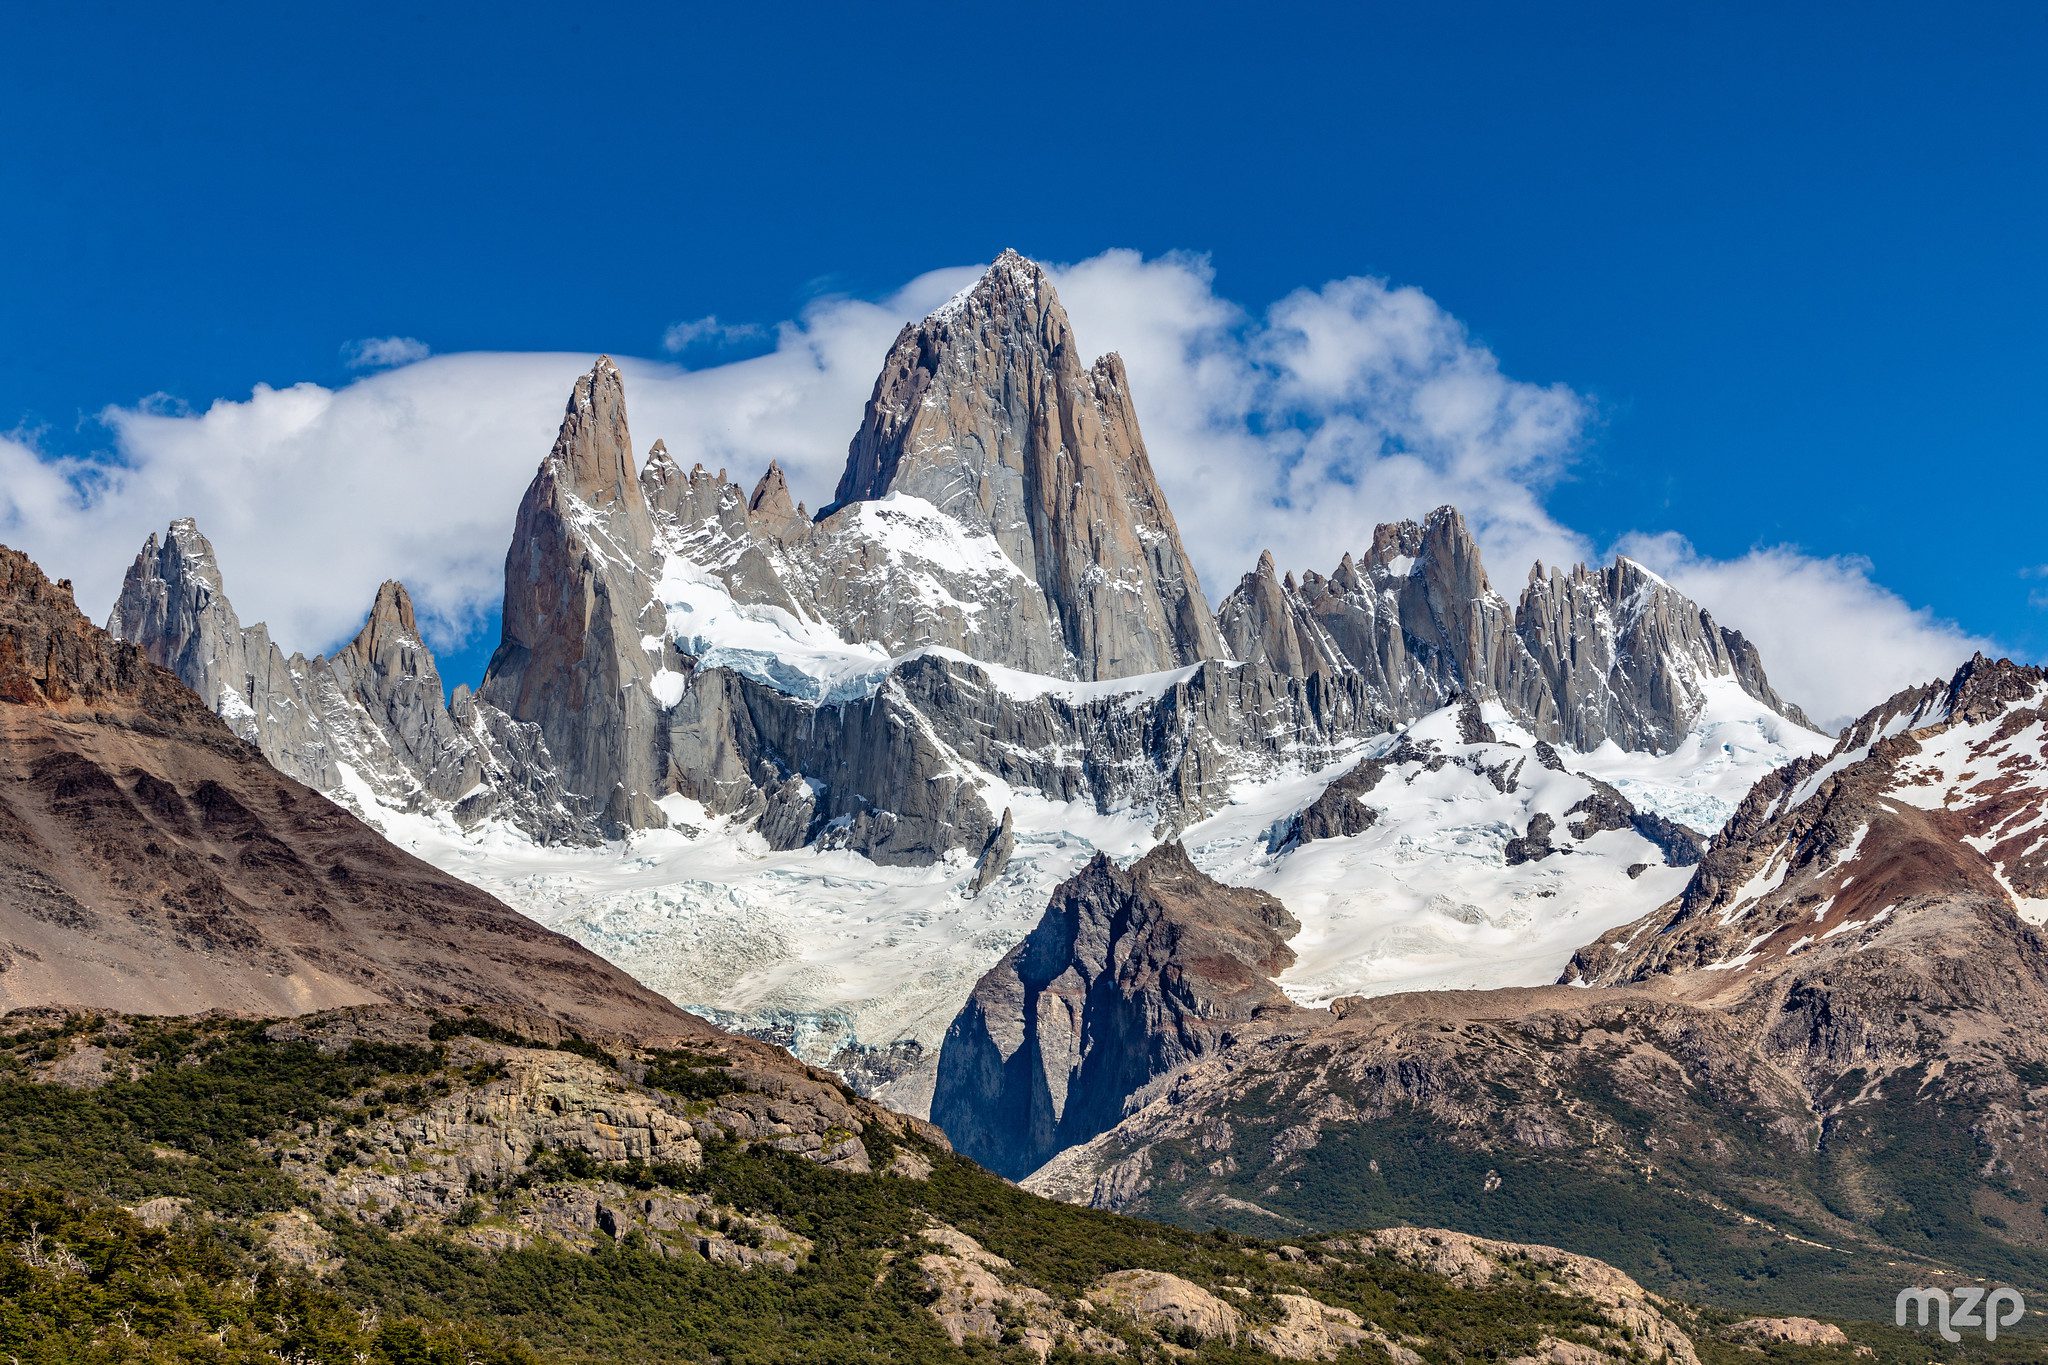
[109,519,595,844]
[927,690,1823,1175]
[1570,652,2048,986]
[1015,654,2048,1319]
[105,250,1829,1114]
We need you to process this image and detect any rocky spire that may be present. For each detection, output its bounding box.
[828,250,1225,680]
[482,357,669,833]
[1215,549,1346,681]
[638,438,686,513]
[551,356,652,533]
[106,517,262,733]
[327,579,469,786]
[745,461,807,543]
[105,524,596,843]
[338,581,431,680]
[1221,508,1813,753]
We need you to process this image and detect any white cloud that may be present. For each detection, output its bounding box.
[342,336,431,370]
[1614,533,1991,729]
[660,315,766,354]
[1048,252,1593,593]
[0,250,1989,725]
[0,268,975,654]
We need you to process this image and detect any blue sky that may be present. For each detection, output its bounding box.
[2,2,2043,723]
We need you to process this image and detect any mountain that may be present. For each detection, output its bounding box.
[108,518,594,843]
[932,843,1302,1178]
[480,356,671,834]
[101,251,1829,1114]
[829,248,1226,679]
[1017,655,2048,1321]
[3,541,682,1038]
[1216,508,1811,751]
[930,693,1721,1177]
[1569,652,2048,982]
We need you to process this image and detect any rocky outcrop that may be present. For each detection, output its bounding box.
[1724,1317,1849,1348]
[967,808,1015,897]
[1216,509,1813,753]
[1349,1229,1700,1365]
[1570,655,2047,987]
[481,357,671,833]
[1022,658,2048,1321]
[0,543,689,1038]
[931,843,1301,1178]
[107,520,595,844]
[1269,753,1387,853]
[829,250,1226,680]
[916,1224,1127,1359]
[1087,1269,1243,1343]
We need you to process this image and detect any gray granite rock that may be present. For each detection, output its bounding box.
[1217,507,1813,753]
[107,520,595,844]
[930,842,1300,1179]
[481,357,671,834]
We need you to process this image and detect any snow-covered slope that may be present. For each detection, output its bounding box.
[1180,694,1828,1005]
[1572,656,2048,989]
[352,683,1827,1116]
[102,254,1840,1120]
[351,784,1158,1115]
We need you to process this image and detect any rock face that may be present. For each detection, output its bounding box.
[107,253,1812,884]
[107,519,595,844]
[830,250,1226,680]
[1023,656,2048,1322]
[639,253,1225,684]
[481,357,670,833]
[1570,653,2048,986]
[967,808,1015,897]
[930,843,1301,1179]
[1217,510,1810,752]
[0,542,695,1039]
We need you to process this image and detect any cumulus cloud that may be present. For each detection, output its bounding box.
[0,249,1988,724]
[342,336,431,370]
[660,315,766,354]
[0,268,974,654]
[1614,533,1992,730]
[1049,252,1593,592]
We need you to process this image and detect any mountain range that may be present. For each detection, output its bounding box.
[101,252,1826,1107]
[1,464,1846,1363]
[39,248,2047,1336]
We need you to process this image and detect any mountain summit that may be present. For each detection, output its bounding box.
[101,250,1831,1110]
[482,355,669,833]
[833,250,1225,678]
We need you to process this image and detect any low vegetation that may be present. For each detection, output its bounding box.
[2,1011,2029,1362]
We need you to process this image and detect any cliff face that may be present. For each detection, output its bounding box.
[831,250,1226,680]
[481,356,670,834]
[1217,509,1812,753]
[0,542,689,1039]
[930,843,1300,1179]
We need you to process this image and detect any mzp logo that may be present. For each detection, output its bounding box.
[1896,1286,2026,1342]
